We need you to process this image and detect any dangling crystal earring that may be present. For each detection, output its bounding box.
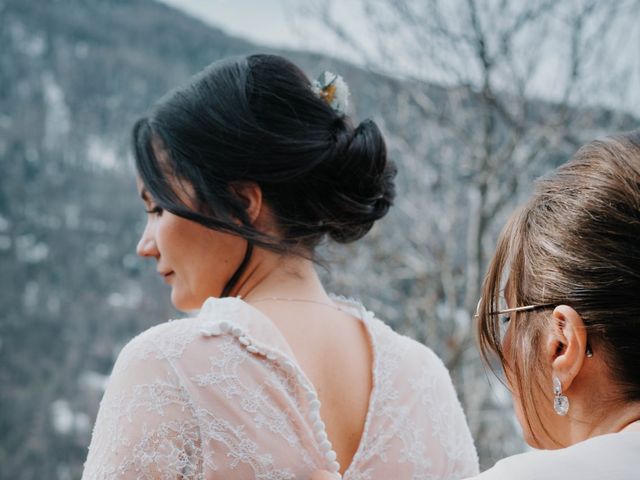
[553,375,570,416]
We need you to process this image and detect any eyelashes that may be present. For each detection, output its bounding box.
[498,314,511,342]
[145,206,163,216]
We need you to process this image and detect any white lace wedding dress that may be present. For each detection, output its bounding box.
[82,296,478,479]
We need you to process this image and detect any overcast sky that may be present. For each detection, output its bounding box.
[158,0,639,116]
[158,0,366,63]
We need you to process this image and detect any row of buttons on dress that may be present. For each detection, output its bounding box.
[200,320,341,474]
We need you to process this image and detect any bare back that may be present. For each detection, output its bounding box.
[254,301,373,473]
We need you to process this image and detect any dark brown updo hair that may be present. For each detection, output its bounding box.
[132,54,396,295]
[476,130,640,443]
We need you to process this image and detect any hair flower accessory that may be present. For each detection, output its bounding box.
[311,71,350,114]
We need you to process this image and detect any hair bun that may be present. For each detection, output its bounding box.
[323,119,397,244]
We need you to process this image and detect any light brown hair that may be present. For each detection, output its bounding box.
[477,130,640,443]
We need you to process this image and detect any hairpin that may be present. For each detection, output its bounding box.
[311,71,350,114]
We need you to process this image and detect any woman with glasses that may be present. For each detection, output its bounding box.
[315,131,640,480]
[469,130,640,478]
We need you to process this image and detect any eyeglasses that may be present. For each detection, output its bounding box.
[474,298,594,357]
[474,298,556,318]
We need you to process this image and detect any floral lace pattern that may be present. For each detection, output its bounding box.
[341,301,477,480]
[82,297,478,479]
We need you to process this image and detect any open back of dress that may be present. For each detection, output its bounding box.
[82,296,478,479]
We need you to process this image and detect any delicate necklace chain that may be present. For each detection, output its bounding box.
[240,295,347,313]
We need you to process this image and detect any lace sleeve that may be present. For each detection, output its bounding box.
[82,331,203,479]
[409,346,480,479]
[428,353,480,479]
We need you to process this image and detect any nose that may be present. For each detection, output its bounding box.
[136,222,159,258]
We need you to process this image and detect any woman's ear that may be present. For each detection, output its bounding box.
[546,305,587,391]
[229,182,263,224]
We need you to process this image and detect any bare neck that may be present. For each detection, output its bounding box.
[579,407,640,439]
[560,373,640,446]
[230,249,330,304]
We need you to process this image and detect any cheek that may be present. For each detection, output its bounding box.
[153,215,178,247]
[501,321,514,353]
[505,360,553,448]
[178,226,248,298]
[501,331,536,445]
[196,232,247,277]
[501,327,516,387]
[508,379,542,447]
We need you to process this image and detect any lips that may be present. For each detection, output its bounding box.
[159,270,174,281]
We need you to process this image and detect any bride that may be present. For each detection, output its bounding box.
[81,54,478,479]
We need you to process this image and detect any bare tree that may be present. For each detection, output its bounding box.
[298,0,640,467]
